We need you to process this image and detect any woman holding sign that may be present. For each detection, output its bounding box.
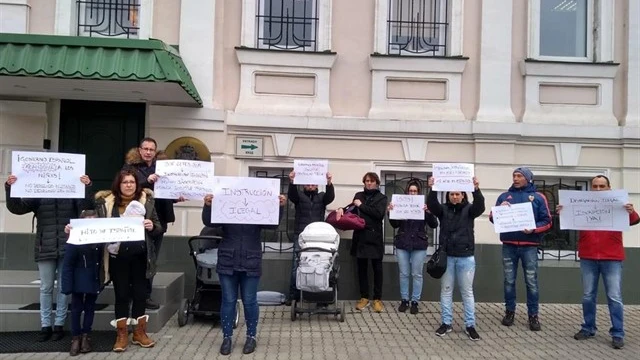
[201,193,286,356]
[427,176,484,341]
[94,169,163,352]
[388,179,438,314]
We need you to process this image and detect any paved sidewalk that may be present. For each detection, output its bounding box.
[1,302,638,360]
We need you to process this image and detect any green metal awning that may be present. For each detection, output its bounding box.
[0,33,202,107]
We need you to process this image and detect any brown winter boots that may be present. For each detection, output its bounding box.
[132,315,156,348]
[112,318,129,352]
[112,315,156,352]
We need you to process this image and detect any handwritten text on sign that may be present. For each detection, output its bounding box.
[293,159,328,185]
[558,190,630,231]
[154,160,215,200]
[432,163,475,192]
[389,194,425,220]
[67,217,145,245]
[491,202,537,234]
[212,176,281,225]
[11,151,85,198]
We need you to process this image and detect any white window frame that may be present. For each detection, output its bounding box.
[241,0,332,52]
[528,0,614,62]
[374,0,464,56]
[55,0,153,39]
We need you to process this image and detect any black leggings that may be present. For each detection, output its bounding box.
[357,258,383,300]
[109,251,147,319]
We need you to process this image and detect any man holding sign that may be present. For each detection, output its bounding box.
[5,172,92,342]
[556,175,639,349]
[490,167,551,332]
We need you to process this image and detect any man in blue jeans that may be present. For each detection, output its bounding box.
[490,167,551,331]
[557,175,639,349]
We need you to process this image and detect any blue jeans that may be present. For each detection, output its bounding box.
[440,256,476,327]
[219,271,260,338]
[396,249,427,302]
[580,259,624,339]
[70,293,98,336]
[502,244,539,316]
[38,259,69,327]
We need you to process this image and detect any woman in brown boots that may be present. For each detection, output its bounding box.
[94,169,163,352]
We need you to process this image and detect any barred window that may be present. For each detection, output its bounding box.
[253,168,295,252]
[387,0,449,56]
[256,0,318,51]
[534,177,589,261]
[380,171,436,254]
[77,0,140,38]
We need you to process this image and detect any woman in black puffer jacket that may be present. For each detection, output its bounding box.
[427,176,485,341]
[388,180,438,314]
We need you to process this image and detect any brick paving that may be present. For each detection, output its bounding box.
[1,302,638,360]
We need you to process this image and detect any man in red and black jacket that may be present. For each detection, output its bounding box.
[557,175,639,350]
[490,167,552,332]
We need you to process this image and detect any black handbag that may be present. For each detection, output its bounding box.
[426,245,447,279]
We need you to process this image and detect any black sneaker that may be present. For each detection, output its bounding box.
[145,298,160,310]
[409,301,419,315]
[435,324,453,337]
[51,325,64,341]
[612,337,624,349]
[398,300,409,313]
[501,310,515,326]
[574,330,594,340]
[465,326,481,341]
[38,327,52,342]
[528,315,541,331]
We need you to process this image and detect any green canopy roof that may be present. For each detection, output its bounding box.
[0,33,202,106]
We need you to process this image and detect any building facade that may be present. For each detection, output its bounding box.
[1,0,638,302]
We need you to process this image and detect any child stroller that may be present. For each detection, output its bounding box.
[291,222,345,322]
[177,235,239,328]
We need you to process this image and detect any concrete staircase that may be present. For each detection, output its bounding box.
[0,270,184,333]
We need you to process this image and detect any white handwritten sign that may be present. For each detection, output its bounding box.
[293,159,328,185]
[67,217,145,245]
[558,190,630,231]
[154,160,215,200]
[491,202,537,234]
[211,176,281,225]
[10,151,85,198]
[389,194,424,220]
[432,163,474,192]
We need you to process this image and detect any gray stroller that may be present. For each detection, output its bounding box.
[290,222,345,322]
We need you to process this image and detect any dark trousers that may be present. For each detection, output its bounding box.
[70,293,98,336]
[109,251,147,319]
[357,258,383,300]
[146,233,164,299]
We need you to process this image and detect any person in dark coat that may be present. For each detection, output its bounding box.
[94,169,163,352]
[5,173,92,342]
[286,170,335,304]
[202,193,286,355]
[61,209,105,356]
[122,138,182,310]
[336,172,388,313]
[427,176,485,341]
[388,179,438,314]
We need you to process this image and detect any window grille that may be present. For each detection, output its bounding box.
[77,0,140,38]
[387,0,449,56]
[256,0,319,51]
